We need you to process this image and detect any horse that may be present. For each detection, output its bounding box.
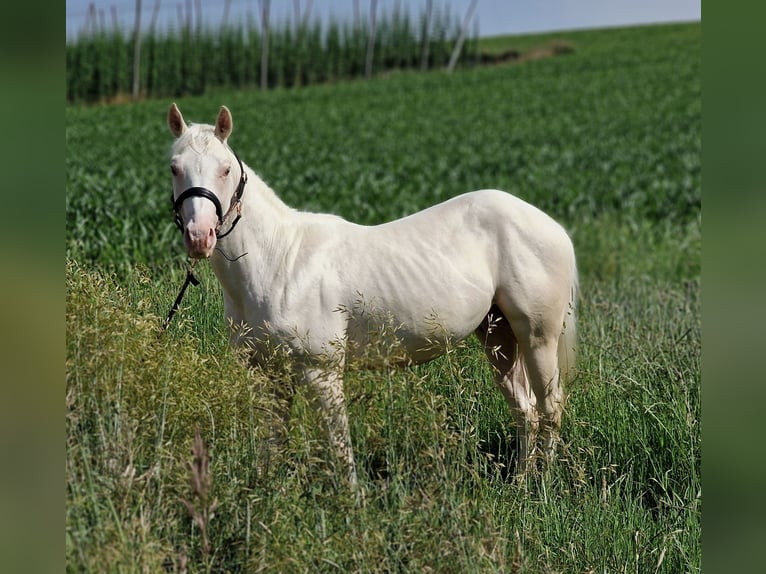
[167,103,578,486]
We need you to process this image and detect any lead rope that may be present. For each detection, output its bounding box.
[160,259,201,333]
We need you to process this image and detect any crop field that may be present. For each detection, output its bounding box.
[66,3,479,103]
[66,22,700,572]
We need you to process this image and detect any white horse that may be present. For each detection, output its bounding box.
[167,104,578,485]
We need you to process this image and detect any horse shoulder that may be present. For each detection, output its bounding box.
[273,213,357,313]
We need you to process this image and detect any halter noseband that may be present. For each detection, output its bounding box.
[172,148,247,239]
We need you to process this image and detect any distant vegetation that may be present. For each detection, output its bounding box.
[66,2,483,103]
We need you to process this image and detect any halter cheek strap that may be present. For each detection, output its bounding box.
[171,148,247,238]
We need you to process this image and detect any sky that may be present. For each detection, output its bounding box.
[66,0,701,41]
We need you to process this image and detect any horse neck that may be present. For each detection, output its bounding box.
[240,165,295,228]
[210,165,299,288]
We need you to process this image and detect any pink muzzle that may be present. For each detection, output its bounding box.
[184,223,217,258]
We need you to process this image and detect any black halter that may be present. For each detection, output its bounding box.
[172,148,247,239]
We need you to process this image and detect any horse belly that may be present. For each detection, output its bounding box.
[343,277,493,366]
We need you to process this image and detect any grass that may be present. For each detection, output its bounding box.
[66,22,700,572]
[66,229,700,571]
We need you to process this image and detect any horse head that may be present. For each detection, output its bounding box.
[168,103,243,259]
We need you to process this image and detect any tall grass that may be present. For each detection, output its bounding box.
[66,211,701,571]
[66,4,477,103]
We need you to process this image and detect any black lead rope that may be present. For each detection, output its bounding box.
[160,264,200,333]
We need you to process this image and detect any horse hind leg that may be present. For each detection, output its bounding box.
[475,306,538,473]
[511,318,565,462]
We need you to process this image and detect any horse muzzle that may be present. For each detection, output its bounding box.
[184,223,217,258]
[173,186,223,258]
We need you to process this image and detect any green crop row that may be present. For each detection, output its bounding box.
[66,5,479,103]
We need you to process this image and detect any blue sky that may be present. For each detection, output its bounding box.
[66,0,700,40]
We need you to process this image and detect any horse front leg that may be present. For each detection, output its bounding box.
[256,377,295,480]
[303,366,358,487]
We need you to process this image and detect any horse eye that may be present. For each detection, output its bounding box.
[170,165,178,176]
[224,167,231,177]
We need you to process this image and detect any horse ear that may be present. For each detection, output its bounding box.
[215,106,233,142]
[168,103,187,138]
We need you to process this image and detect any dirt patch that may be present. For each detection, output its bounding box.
[478,40,575,66]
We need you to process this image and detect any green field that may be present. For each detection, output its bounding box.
[66,22,701,572]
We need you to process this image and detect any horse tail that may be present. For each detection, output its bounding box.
[557,259,578,383]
